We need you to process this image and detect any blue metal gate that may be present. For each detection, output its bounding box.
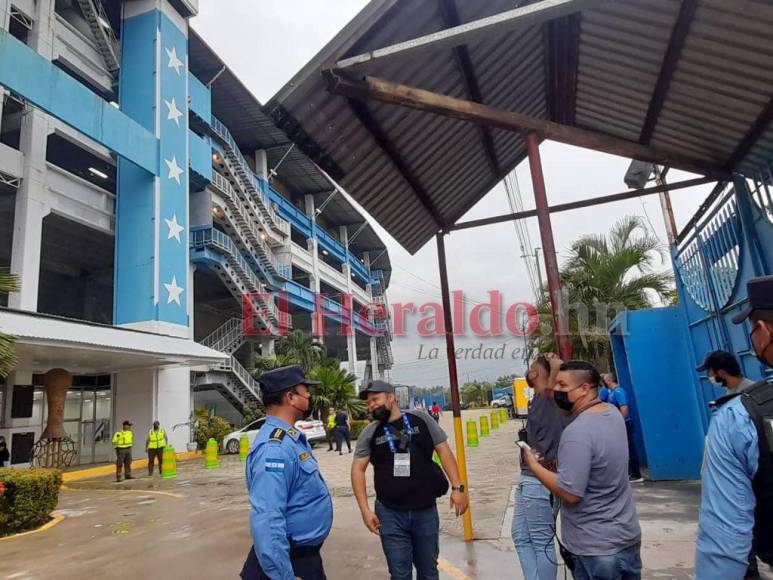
[673,177,773,430]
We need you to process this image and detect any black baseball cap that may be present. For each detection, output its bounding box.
[359,379,395,400]
[696,350,737,372]
[258,365,320,395]
[732,276,773,324]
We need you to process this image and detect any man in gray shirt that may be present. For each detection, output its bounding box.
[523,360,642,580]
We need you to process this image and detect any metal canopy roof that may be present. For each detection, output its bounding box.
[267,0,773,254]
[187,28,392,282]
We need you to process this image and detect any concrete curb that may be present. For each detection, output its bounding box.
[62,450,202,482]
[0,513,65,542]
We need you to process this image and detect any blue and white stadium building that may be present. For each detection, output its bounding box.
[0,0,392,465]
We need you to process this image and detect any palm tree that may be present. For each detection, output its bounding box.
[307,365,365,420]
[529,216,673,369]
[274,330,326,371]
[0,269,19,377]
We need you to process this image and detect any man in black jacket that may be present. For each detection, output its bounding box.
[351,380,468,580]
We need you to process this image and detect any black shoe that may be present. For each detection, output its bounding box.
[125,475,135,480]
[116,477,122,483]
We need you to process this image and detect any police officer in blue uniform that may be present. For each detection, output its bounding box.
[240,365,333,580]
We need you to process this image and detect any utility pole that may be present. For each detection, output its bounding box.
[520,246,544,298]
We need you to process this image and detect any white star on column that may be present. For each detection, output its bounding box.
[165,156,183,184]
[165,46,183,75]
[164,97,183,127]
[164,214,184,244]
[164,275,184,306]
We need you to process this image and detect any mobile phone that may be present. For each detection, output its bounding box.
[516,440,531,451]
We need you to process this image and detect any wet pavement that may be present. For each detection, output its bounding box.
[2,410,771,579]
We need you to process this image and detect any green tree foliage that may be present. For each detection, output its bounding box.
[494,374,519,388]
[461,381,490,407]
[529,216,673,369]
[242,402,265,425]
[274,330,326,370]
[0,269,19,378]
[307,365,366,421]
[193,406,232,451]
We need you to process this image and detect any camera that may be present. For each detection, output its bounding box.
[518,427,528,443]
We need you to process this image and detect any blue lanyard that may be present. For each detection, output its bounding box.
[383,413,413,453]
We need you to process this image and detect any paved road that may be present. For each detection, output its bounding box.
[2,409,771,579]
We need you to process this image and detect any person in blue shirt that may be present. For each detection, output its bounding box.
[240,365,333,580]
[604,372,643,483]
[696,276,773,580]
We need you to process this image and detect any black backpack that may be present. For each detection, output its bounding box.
[741,381,773,565]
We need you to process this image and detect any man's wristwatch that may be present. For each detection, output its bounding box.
[451,485,465,493]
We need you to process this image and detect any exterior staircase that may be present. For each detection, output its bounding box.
[190,228,287,334]
[210,117,290,241]
[210,172,290,286]
[194,318,262,412]
[76,0,120,73]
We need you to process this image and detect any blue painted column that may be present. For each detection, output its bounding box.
[115,2,191,336]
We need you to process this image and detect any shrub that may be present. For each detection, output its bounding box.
[350,420,371,440]
[193,409,233,453]
[0,468,62,537]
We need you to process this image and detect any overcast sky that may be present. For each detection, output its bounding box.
[193,1,714,388]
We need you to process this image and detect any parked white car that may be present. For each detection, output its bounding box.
[223,417,327,454]
[491,397,512,408]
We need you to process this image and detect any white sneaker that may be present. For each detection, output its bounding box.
[629,476,644,483]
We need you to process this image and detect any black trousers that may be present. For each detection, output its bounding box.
[334,427,351,452]
[625,421,642,479]
[240,545,326,580]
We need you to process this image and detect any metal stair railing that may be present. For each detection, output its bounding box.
[213,355,261,401]
[191,229,282,325]
[211,172,291,281]
[210,117,289,237]
[76,0,120,72]
[201,317,245,355]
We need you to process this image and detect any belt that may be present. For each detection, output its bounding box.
[115,446,132,449]
[289,543,322,557]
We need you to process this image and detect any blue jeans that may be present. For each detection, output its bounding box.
[512,474,557,580]
[567,542,642,580]
[375,501,439,580]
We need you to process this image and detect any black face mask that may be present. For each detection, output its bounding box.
[554,386,582,412]
[372,405,391,423]
[291,392,313,420]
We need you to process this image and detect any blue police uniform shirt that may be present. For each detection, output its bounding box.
[599,386,609,402]
[695,395,759,580]
[246,415,333,580]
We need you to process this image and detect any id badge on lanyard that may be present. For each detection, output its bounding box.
[385,413,414,478]
[394,453,411,477]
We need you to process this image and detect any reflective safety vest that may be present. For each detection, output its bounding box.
[147,429,166,449]
[327,415,336,429]
[112,430,133,448]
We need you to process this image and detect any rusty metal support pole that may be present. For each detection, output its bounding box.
[436,232,473,541]
[656,167,678,245]
[525,132,572,360]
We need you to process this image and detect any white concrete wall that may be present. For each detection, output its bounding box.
[113,367,193,453]
[113,369,154,454]
[156,366,191,450]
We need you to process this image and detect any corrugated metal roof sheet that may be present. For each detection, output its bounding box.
[268,0,773,254]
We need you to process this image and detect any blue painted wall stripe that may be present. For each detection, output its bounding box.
[0,28,158,174]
